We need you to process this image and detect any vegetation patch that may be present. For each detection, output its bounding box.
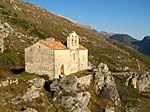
[12,72,39,80]
[0,50,24,70]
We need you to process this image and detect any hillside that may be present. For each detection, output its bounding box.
[0,0,150,71]
[109,34,150,56]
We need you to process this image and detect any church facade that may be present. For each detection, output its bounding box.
[25,31,88,79]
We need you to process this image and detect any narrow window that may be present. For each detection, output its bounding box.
[75,38,77,46]
[73,53,75,60]
[72,37,74,46]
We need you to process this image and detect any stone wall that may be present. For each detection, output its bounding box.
[25,39,88,79]
[54,49,88,78]
[25,42,54,79]
[54,49,80,78]
[77,75,93,86]
[79,50,88,71]
[54,50,71,78]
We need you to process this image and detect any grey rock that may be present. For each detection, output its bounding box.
[94,62,121,106]
[22,85,40,102]
[50,76,91,112]
[125,72,150,92]
[28,77,45,89]
[137,73,150,92]
[50,78,61,91]
[59,76,77,92]
[59,91,91,112]
[23,108,38,112]
[22,78,45,102]
[2,80,9,86]
[50,76,78,92]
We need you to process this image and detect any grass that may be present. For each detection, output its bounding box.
[113,74,139,110]
[87,86,114,112]
[0,49,24,70]
[12,72,39,80]
[113,42,150,70]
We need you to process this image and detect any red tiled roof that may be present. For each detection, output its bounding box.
[40,40,68,50]
[79,45,88,50]
[39,40,87,50]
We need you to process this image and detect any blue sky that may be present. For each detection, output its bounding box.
[23,0,150,40]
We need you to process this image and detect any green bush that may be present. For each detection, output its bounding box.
[30,29,47,39]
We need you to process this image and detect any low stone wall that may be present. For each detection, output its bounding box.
[0,78,18,87]
[77,75,93,86]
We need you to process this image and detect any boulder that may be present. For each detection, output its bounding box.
[59,76,77,92]
[50,76,91,112]
[50,76,78,92]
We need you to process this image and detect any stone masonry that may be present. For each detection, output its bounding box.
[25,31,88,79]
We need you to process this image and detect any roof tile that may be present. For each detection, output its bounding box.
[39,40,87,50]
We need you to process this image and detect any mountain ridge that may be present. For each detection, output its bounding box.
[109,34,150,56]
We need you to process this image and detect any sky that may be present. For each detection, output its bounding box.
[23,0,150,40]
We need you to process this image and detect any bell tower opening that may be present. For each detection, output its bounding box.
[67,31,79,49]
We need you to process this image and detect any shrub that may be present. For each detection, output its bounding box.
[8,18,30,30]
[30,29,47,39]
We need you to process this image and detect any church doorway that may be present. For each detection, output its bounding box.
[60,64,65,75]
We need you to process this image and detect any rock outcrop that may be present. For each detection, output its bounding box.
[22,78,45,102]
[50,76,78,92]
[50,76,91,112]
[125,72,150,92]
[138,72,150,92]
[94,62,121,106]
[11,78,45,104]
[0,19,38,53]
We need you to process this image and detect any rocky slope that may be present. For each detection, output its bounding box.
[0,63,150,112]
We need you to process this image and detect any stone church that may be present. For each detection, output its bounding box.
[25,31,88,79]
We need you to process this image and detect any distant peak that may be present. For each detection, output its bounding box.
[142,36,150,42]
